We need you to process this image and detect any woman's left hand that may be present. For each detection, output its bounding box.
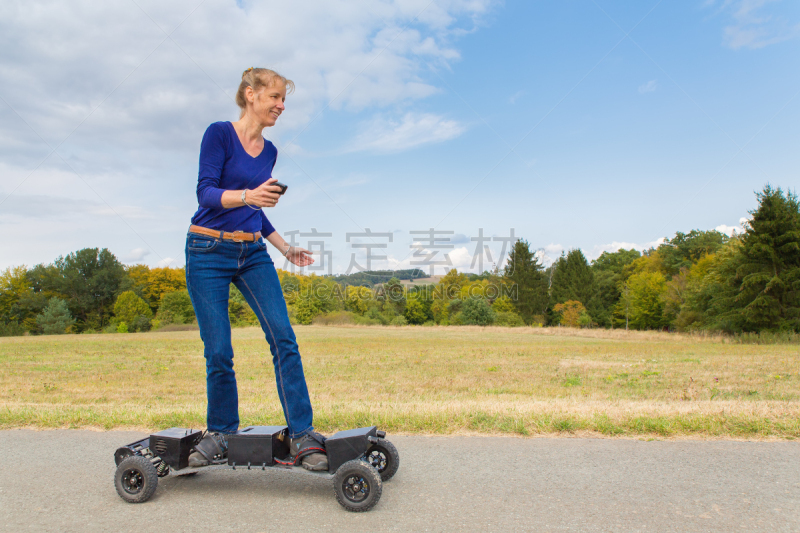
[286,246,315,267]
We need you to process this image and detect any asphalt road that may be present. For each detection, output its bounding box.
[0,430,797,532]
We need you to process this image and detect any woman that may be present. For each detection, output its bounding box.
[185,68,327,471]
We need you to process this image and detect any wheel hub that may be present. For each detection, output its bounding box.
[367,450,387,471]
[123,469,144,494]
[343,475,369,502]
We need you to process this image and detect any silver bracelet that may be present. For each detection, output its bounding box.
[241,189,260,211]
[282,244,291,257]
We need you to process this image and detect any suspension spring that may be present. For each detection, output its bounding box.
[150,456,170,477]
[156,461,170,477]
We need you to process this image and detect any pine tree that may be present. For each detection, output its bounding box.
[35,297,75,335]
[549,249,601,324]
[714,185,800,331]
[503,239,548,324]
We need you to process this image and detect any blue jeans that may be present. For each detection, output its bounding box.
[185,231,314,438]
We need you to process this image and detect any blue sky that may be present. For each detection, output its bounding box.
[0,0,798,274]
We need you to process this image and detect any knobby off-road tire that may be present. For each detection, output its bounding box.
[115,456,158,503]
[333,460,382,512]
[365,438,400,481]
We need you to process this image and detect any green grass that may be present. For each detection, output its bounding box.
[1,326,799,438]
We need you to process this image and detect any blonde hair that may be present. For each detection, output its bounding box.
[235,68,295,116]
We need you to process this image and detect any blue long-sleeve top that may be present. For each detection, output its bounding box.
[190,121,277,237]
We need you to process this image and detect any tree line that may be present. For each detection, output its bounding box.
[1,185,797,335]
[507,185,800,333]
[0,253,195,335]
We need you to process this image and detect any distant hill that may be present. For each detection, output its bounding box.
[398,276,442,287]
[326,269,427,287]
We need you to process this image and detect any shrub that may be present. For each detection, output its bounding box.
[495,311,524,327]
[447,299,463,318]
[492,296,516,313]
[312,311,357,326]
[390,315,408,326]
[117,321,129,333]
[365,307,382,321]
[353,315,382,326]
[344,286,373,315]
[114,291,152,326]
[153,323,199,332]
[430,298,449,324]
[361,306,402,325]
[295,297,320,325]
[460,296,497,326]
[36,298,76,335]
[131,315,152,332]
[0,322,26,337]
[229,286,258,327]
[553,300,586,328]
[156,290,195,325]
[404,297,428,325]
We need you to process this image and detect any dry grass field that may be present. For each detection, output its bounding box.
[1,326,798,439]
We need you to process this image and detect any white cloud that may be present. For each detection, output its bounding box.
[715,224,741,236]
[715,216,750,236]
[157,257,177,268]
[383,243,495,275]
[347,112,466,153]
[638,80,658,93]
[706,0,800,49]
[447,246,472,270]
[383,254,414,271]
[0,0,496,268]
[585,238,666,262]
[0,0,492,168]
[122,248,151,263]
[534,243,564,266]
[0,0,493,154]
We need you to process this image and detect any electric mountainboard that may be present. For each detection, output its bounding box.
[113,426,399,512]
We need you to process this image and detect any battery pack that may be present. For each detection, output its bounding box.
[149,428,203,470]
[227,426,289,466]
[325,426,377,472]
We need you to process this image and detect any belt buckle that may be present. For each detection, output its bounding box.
[231,230,246,243]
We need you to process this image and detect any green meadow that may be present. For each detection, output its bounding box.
[1,326,798,439]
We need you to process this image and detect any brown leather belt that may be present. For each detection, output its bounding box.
[189,225,262,242]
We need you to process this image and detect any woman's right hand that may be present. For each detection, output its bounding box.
[285,246,315,267]
[246,178,283,208]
